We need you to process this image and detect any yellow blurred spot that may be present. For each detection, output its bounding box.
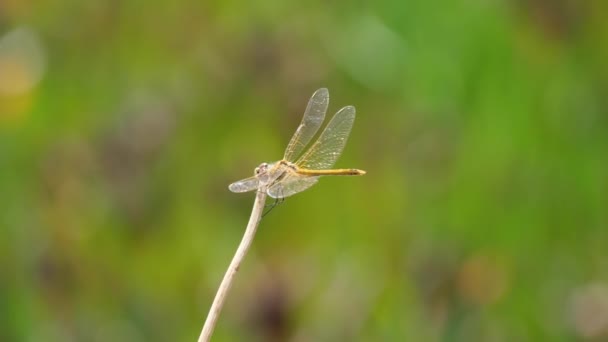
[0,27,46,125]
[0,27,46,94]
[0,0,33,18]
[0,56,36,93]
[457,253,510,306]
[0,92,33,124]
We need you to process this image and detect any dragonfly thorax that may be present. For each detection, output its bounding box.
[254,161,288,187]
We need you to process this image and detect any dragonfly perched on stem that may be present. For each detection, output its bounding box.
[229,88,366,199]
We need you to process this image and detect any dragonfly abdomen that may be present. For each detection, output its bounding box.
[295,168,366,176]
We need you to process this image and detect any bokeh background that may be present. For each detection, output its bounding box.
[2,1,608,341]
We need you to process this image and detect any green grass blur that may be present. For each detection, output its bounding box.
[1,1,607,341]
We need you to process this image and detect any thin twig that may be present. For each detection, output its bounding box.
[198,189,268,342]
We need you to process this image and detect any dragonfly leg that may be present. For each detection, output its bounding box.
[262,187,285,217]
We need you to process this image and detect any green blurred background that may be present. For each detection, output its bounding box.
[1,1,607,341]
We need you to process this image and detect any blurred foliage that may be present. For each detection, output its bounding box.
[1,0,608,341]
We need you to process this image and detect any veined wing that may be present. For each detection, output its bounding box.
[295,105,356,170]
[283,88,329,162]
[228,176,260,193]
[267,174,319,198]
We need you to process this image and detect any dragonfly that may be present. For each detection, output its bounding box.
[229,88,366,199]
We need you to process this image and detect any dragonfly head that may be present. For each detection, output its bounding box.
[254,162,273,186]
[254,162,269,176]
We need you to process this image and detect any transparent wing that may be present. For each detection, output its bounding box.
[283,88,329,162]
[228,176,259,193]
[295,105,356,170]
[267,175,319,198]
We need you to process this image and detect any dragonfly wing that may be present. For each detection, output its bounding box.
[295,105,356,170]
[283,88,329,162]
[267,175,319,198]
[228,176,260,193]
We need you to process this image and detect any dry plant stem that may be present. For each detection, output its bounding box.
[198,189,268,342]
